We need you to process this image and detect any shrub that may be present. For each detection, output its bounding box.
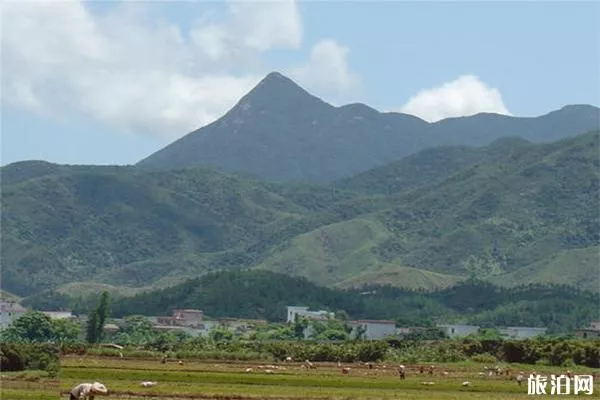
[60,342,87,355]
[471,353,498,363]
[0,343,60,374]
[1,343,25,371]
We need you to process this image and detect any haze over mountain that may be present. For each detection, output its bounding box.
[137,72,600,183]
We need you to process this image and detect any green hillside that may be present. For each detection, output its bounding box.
[489,246,600,292]
[255,218,392,286]
[334,137,532,195]
[0,290,22,303]
[0,167,334,295]
[2,132,598,297]
[336,265,462,291]
[374,131,600,275]
[252,131,599,288]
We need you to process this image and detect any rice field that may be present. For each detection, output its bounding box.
[2,356,598,399]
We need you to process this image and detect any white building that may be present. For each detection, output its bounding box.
[499,326,546,340]
[286,306,334,323]
[0,301,27,329]
[576,320,600,339]
[396,327,413,335]
[42,311,74,320]
[153,309,204,328]
[351,320,397,340]
[437,324,481,338]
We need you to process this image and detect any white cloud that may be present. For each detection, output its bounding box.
[190,0,302,62]
[1,0,353,138]
[399,75,511,122]
[288,39,360,101]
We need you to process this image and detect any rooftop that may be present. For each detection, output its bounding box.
[0,301,27,313]
[353,319,396,325]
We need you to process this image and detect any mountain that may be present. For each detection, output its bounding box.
[1,166,348,295]
[2,131,598,297]
[334,137,533,195]
[254,131,600,287]
[136,72,600,183]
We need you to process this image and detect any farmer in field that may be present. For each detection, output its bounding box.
[69,382,109,400]
[397,365,406,380]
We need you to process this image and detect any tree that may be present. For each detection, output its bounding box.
[476,328,502,340]
[317,329,349,341]
[96,291,110,342]
[209,326,233,343]
[52,318,82,343]
[335,310,350,321]
[2,311,54,342]
[293,317,309,339]
[86,291,111,344]
[118,315,155,345]
[352,324,367,340]
[86,310,99,344]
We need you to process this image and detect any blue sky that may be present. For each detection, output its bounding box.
[2,0,599,166]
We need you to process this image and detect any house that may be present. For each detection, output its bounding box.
[286,306,334,323]
[0,301,27,329]
[575,321,600,339]
[499,326,547,339]
[42,311,74,320]
[437,324,480,338]
[103,323,120,334]
[153,309,204,328]
[218,318,268,333]
[152,325,203,337]
[150,309,207,336]
[351,320,397,340]
[395,327,413,335]
[173,309,204,327]
[155,316,178,326]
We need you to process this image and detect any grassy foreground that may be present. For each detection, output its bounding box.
[2,356,599,399]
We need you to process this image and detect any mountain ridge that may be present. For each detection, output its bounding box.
[135,71,600,183]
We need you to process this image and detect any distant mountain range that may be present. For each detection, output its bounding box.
[2,129,598,298]
[137,72,600,183]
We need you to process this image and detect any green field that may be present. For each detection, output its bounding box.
[2,356,598,399]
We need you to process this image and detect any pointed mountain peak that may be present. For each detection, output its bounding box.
[248,71,313,99]
[261,71,292,83]
[229,71,333,115]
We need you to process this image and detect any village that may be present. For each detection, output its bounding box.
[2,300,598,341]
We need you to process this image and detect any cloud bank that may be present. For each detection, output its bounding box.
[399,75,511,122]
[1,0,357,138]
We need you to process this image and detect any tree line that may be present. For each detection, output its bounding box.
[22,271,599,334]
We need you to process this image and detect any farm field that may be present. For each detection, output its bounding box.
[2,356,599,400]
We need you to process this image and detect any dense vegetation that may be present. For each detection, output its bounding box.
[3,308,598,368]
[3,131,599,298]
[22,270,600,335]
[0,311,68,375]
[0,343,60,375]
